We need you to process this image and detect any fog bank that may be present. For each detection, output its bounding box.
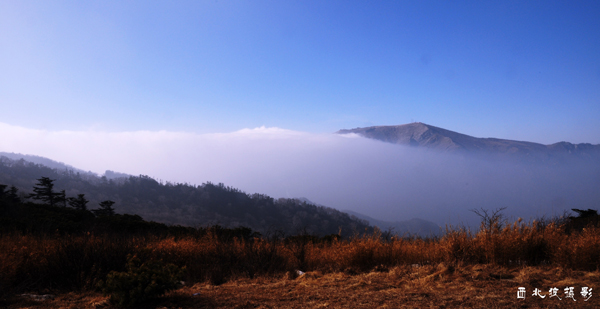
[1,122,598,227]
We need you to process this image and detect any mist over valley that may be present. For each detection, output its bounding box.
[1,122,598,231]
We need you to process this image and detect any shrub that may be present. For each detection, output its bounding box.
[98,254,185,307]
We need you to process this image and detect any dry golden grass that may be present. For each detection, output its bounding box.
[2,219,600,308]
[3,264,600,308]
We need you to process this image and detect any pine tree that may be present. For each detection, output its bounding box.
[67,194,89,211]
[56,190,67,207]
[0,184,6,198]
[7,186,20,203]
[93,200,116,217]
[27,177,59,206]
[0,184,7,210]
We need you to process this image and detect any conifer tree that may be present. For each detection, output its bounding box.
[93,200,116,217]
[28,177,59,206]
[0,184,6,198]
[67,194,89,211]
[2,185,21,204]
[56,190,67,207]
[7,186,20,203]
[0,184,6,210]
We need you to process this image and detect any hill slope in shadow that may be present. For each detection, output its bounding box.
[0,155,370,237]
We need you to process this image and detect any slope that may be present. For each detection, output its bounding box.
[0,155,370,237]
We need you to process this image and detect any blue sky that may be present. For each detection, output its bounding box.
[1,0,599,144]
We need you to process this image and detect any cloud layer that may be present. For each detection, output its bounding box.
[1,122,599,227]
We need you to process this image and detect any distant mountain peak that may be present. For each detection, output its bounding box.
[337,122,485,151]
[337,123,600,158]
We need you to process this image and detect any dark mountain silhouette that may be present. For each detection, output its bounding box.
[0,155,370,237]
[337,122,600,160]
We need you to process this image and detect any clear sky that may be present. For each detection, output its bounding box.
[1,0,599,144]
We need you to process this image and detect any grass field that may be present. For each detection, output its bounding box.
[3,263,600,308]
[2,214,600,308]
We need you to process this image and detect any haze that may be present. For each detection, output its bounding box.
[2,122,598,228]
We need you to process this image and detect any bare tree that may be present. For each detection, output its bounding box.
[470,207,507,233]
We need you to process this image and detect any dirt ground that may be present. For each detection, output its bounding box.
[4,264,600,308]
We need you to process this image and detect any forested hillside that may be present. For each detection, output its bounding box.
[0,156,370,237]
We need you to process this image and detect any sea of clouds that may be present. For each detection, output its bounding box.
[1,122,598,228]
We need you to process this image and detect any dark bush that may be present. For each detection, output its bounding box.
[98,254,185,307]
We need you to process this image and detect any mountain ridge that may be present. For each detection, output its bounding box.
[337,122,600,158]
[0,154,371,237]
[0,152,131,180]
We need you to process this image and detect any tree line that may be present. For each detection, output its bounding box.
[0,156,372,237]
[2,176,116,217]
